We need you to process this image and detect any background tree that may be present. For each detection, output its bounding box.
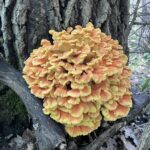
[138,0,150,51]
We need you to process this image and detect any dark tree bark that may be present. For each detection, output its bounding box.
[0,0,140,150]
[0,0,130,69]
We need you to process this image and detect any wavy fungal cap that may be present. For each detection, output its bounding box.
[23,22,132,137]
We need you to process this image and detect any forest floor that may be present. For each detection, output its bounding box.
[0,53,150,150]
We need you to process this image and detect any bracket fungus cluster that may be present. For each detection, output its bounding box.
[23,22,132,137]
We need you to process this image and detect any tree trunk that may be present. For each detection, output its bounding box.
[0,0,132,149]
[0,0,130,69]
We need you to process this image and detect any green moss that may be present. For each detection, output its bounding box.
[0,89,29,135]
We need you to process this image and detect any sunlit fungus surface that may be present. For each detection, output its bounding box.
[23,22,132,137]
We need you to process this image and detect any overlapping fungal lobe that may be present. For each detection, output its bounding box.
[22,22,132,137]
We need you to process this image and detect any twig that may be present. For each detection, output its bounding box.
[93,131,97,138]
[130,25,144,36]
[130,1,150,16]
[88,134,94,142]
[80,122,126,150]
[126,0,141,36]
[132,22,150,25]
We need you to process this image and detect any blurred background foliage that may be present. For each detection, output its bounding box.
[129,0,150,93]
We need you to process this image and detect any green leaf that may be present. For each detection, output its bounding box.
[142,78,150,91]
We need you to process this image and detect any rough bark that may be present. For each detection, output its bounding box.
[0,0,130,69]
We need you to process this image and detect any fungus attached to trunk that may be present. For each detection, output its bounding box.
[23,22,132,137]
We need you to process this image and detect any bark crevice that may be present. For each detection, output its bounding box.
[1,0,19,68]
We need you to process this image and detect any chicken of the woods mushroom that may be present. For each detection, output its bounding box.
[23,22,132,137]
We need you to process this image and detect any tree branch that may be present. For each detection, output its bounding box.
[130,1,150,16]
[80,122,126,150]
[133,22,150,25]
[0,57,66,150]
[126,0,141,36]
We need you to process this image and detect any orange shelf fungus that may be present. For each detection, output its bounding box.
[23,22,132,137]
